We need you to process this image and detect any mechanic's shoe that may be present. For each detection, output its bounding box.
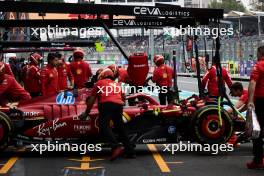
[246,161,264,169]
[110,147,124,161]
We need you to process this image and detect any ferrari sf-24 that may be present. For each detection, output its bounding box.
[0,87,246,151]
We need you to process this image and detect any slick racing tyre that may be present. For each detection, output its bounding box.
[191,105,233,144]
[0,112,13,151]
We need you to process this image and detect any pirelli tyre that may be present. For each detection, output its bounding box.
[0,112,13,151]
[191,105,233,144]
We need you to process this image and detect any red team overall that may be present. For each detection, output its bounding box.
[70,49,92,89]
[23,53,42,97]
[152,55,174,105]
[247,46,264,169]
[3,62,14,77]
[40,53,59,96]
[118,67,130,83]
[57,53,74,91]
[202,58,233,97]
[0,62,31,106]
[108,64,131,83]
[80,68,135,161]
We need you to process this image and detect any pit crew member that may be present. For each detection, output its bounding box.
[202,57,233,97]
[23,53,42,97]
[0,62,31,106]
[0,58,14,77]
[225,82,248,146]
[108,64,119,80]
[8,56,20,81]
[79,68,135,161]
[40,53,59,96]
[108,64,131,84]
[70,49,92,89]
[227,82,248,113]
[152,55,174,105]
[56,53,74,91]
[89,68,103,87]
[247,46,264,169]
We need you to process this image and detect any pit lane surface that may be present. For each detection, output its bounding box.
[0,65,255,176]
[0,143,263,176]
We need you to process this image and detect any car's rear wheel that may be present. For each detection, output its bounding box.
[0,112,13,151]
[191,105,233,144]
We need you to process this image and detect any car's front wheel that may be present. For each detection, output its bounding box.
[0,112,13,151]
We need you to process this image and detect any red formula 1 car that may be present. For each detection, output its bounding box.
[0,88,242,151]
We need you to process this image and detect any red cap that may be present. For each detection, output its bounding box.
[108,64,119,75]
[30,53,42,64]
[73,48,85,59]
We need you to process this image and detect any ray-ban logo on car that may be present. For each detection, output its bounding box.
[56,92,75,105]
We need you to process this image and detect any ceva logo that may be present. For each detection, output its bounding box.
[113,20,136,26]
[56,91,75,105]
[133,7,161,15]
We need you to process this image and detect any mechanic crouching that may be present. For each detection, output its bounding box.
[228,82,248,114]
[0,62,31,106]
[247,46,264,169]
[79,68,135,161]
[226,82,248,146]
[152,55,174,105]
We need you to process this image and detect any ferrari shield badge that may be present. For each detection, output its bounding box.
[77,69,82,75]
